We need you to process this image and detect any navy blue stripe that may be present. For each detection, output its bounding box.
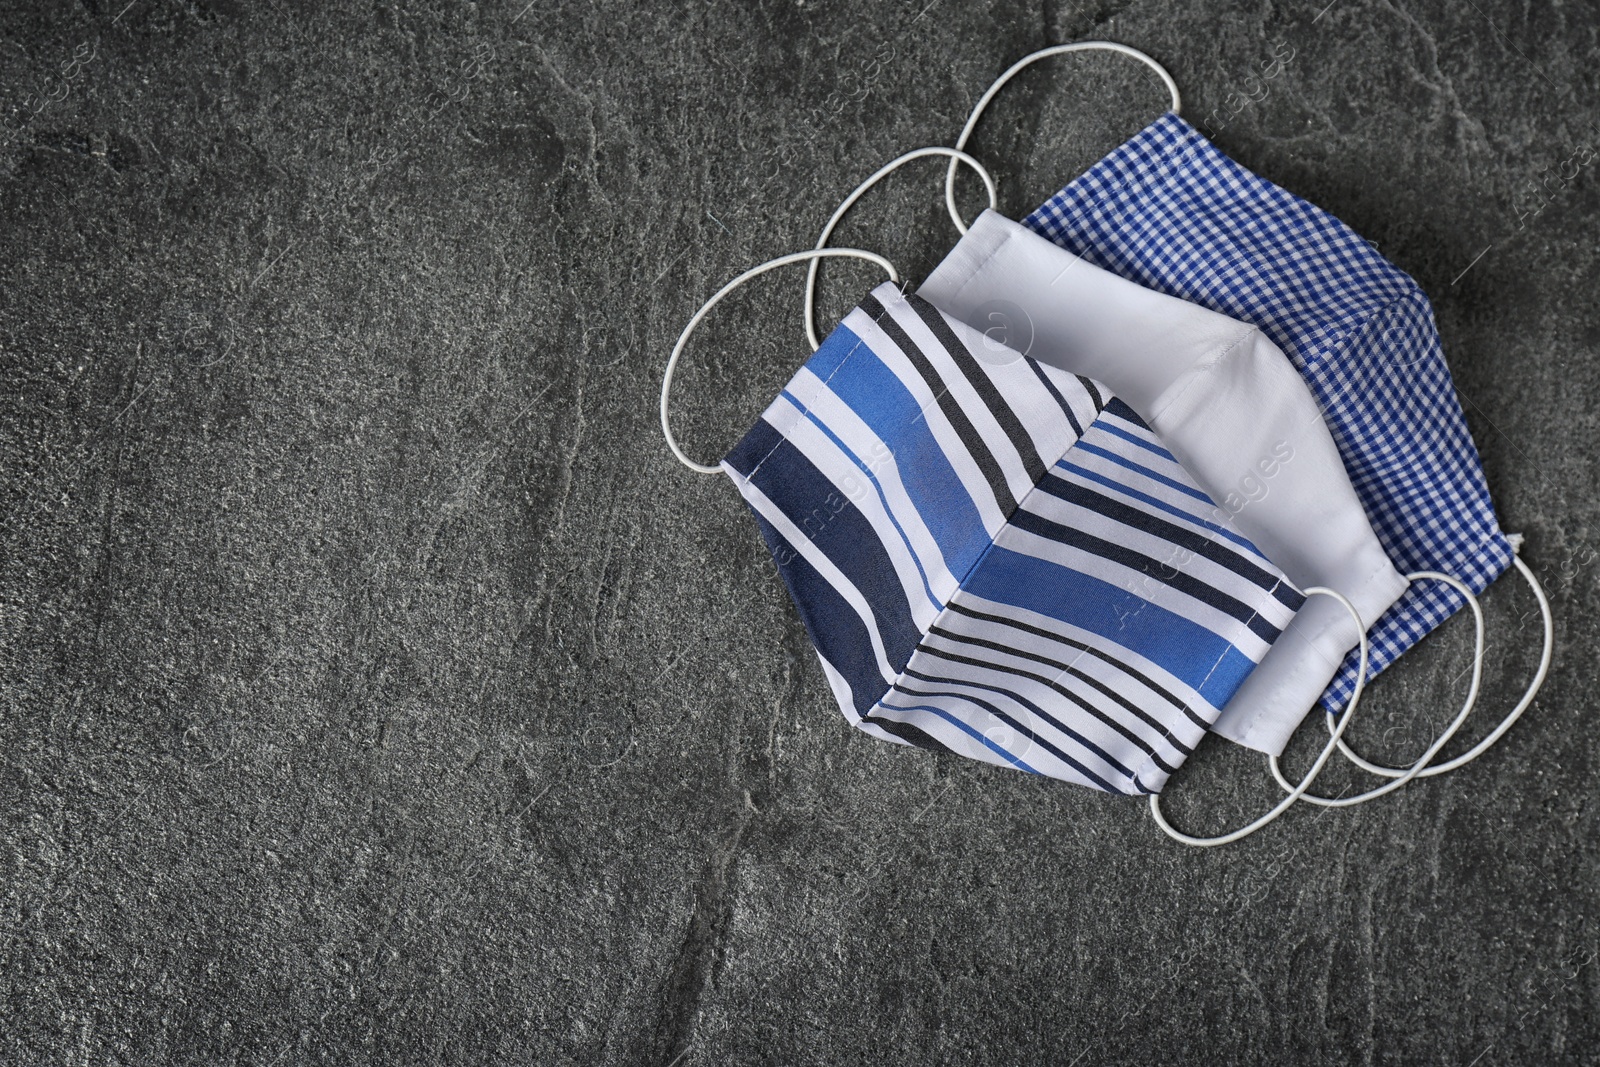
[872,701,1042,773]
[943,600,1208,729]
[861,716,953,754]
[905,293,1048,484]
[964,546,1258,707]
[886,680,1126,793]
[1028,360,1084,437]
[1073,440,1216,505]
[1103,396,1145,427]
[1007,506,1285,644]
[1078,376,1105,412]
[731,420,923,673]
[744,507,883,720]
[1036,469,1303,608]
[1097,416,1176,460]
[894,673,1133,791]
[926,625,1193,754]
[1055,456,1264,557]
[915,643,1177,767]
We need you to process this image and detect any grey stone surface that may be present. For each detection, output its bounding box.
[2,0,1598,1063]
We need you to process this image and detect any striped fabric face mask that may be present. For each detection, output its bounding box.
[660,192,1329,798]
[931,44,1551,830]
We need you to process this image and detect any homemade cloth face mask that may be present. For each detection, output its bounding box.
[931,44,1552,770]
[660,155,1340,798]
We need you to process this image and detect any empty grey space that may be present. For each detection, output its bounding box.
[2,0,1598,1063]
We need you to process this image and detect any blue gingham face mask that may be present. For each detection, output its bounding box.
[660,187,1341,801]
[932,44,1551,834]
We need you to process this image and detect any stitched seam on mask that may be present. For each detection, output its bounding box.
[1181,570,1299,743]
[920,218,1026,308]
[1130,749,1171,794]
[1303,285,1513,580]
[1300,284,1412,389]
[730,312,880,486]
[1310,285,1506,500]
[1143,325,1259,426]
[870,406,1144,794]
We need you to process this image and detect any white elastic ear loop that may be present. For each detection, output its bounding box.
[803,146,998,351]
[1147,586,1369,848]
[661,248,900,474]
[1320,554,1552,781]
[1267,571,1484,808]
[944,41,1182,234]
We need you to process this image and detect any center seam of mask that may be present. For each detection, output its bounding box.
[1299,284,1515,630]
[923,215,1028,307]
[1143,324,1259,425]
[870,374,1177,793]
[920,231,1278,763]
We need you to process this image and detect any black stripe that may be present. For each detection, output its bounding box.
[1037,470,1290,597]
[895,674,1136,791]
[886,680,1129,793]
[1027,360,1083,438]
[926,623,1194,755]
[904,293,1048,484]
[1074,404,1304,612]
[1103,396,1144,425]
[859,294,1017,516]
[1008,505,1285,645]
[1077,376,1105,413]
[944,600,1208,729]
[910,649,1179,775]
[861,716,953,754]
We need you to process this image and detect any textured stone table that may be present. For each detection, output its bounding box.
[3,1,1597,1063]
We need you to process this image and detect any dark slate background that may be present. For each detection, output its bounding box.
[2,0,1597,1063]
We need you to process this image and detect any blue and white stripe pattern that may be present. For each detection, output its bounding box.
[723,282,1303,793]
[1024,113,1514,712]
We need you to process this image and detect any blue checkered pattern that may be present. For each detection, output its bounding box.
[1024,112,1514,711]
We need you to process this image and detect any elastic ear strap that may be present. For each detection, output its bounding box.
[803,146,997,352]
[1321,553,1552,779]
[662,248,900,475]
[1147,585,1369,848]
[944,41,1181,233]
[1268,570,1486,807]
